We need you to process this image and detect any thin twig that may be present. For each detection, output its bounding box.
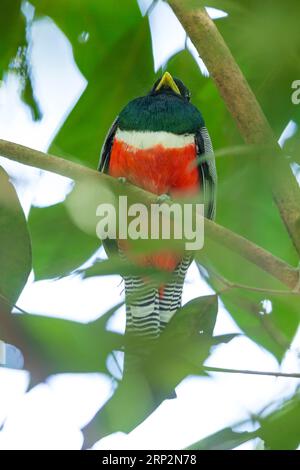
[204,366,300,379]
[202,263,300,297]
[111,351,123,378]
[220,284,300,296]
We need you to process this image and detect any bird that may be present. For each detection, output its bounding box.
[98,72,217,390]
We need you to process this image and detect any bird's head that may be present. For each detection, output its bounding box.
[150,72,191,102]
[118,71,203,133]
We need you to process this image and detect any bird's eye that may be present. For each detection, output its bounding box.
[185,90,191,101]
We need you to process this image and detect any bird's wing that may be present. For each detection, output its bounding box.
[98,117,119,173]
[195,127,217,220]
[97,118,119,257]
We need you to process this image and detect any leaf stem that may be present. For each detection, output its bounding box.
[204,366,300,379]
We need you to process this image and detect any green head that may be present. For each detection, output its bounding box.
[118,72,205,134]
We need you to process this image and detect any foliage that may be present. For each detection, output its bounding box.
[0,0,300,450]
[0,167,31,306]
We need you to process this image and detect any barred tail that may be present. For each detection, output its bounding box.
[124,255,192,338]
[122,256,192,400]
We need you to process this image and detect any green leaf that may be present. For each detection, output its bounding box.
[50,21,154,168]
[166,294,218,338]
[83,295,235,445]
[29,201,100,280]
[85,390,300,450]
[169,52,298,313]
[12,303,124,383]
[80,257,171,284]
[205,0,300,134]
[142,295,219,393]
[168,50,242,152]
[0,1,41,120]
[22,62,43,121]
[202,268,300,361]
[0,166,31,306]
[167,10,299,362]
[187,427,255,450]
[29,0,153,168]
[0,0,23,77]
[188,141,299,360]
[283,129,300,165]
[200,255,300,361]
[258,393,300,450]
[31,0,142,79]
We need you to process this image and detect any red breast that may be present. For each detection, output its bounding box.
[109,135,200,275]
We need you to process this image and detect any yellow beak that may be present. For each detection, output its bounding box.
[155,71,180,95]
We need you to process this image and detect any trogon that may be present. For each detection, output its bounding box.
[98,72,217,375]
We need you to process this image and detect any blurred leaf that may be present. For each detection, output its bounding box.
[192,143,299,360]
[22,59,42,121]
[84,328,237,447]
[165,294,218,338]
[169,52,298,294]
[12,303,124,382]
[80,257,171,284]
[29,0,154,167]
[215,150,298,266]
[167,7,299,363]
[283,129,300,165]
[143,295,219,393]
[0,166,31,306]
[218,154,298,266]
[168,50,242,152]
[83,295,237,445]
[258,393,300,449]
[31,0,142,79]
[0,1,41,120]
[182,391,300,450]
[166,36,299,284]
[0,0,23,76]
[50,21,153,167]
[29,201,100,280]
[204,0,300,135]
[187,427,255,450]
[221,290,292,361]
[200,262,300,361]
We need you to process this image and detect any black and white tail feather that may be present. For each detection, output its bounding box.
[123,254,192,339]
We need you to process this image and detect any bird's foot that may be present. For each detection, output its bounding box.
[157,193,171,203]
[118,176,127,184]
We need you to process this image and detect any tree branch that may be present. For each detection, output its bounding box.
[204,265,300,296]
[204,220,299,290]
[0,138,299,291]
[0,139,105,181]
[198,263,298,350]
[204,366,300,379]
[167,1,300,255]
